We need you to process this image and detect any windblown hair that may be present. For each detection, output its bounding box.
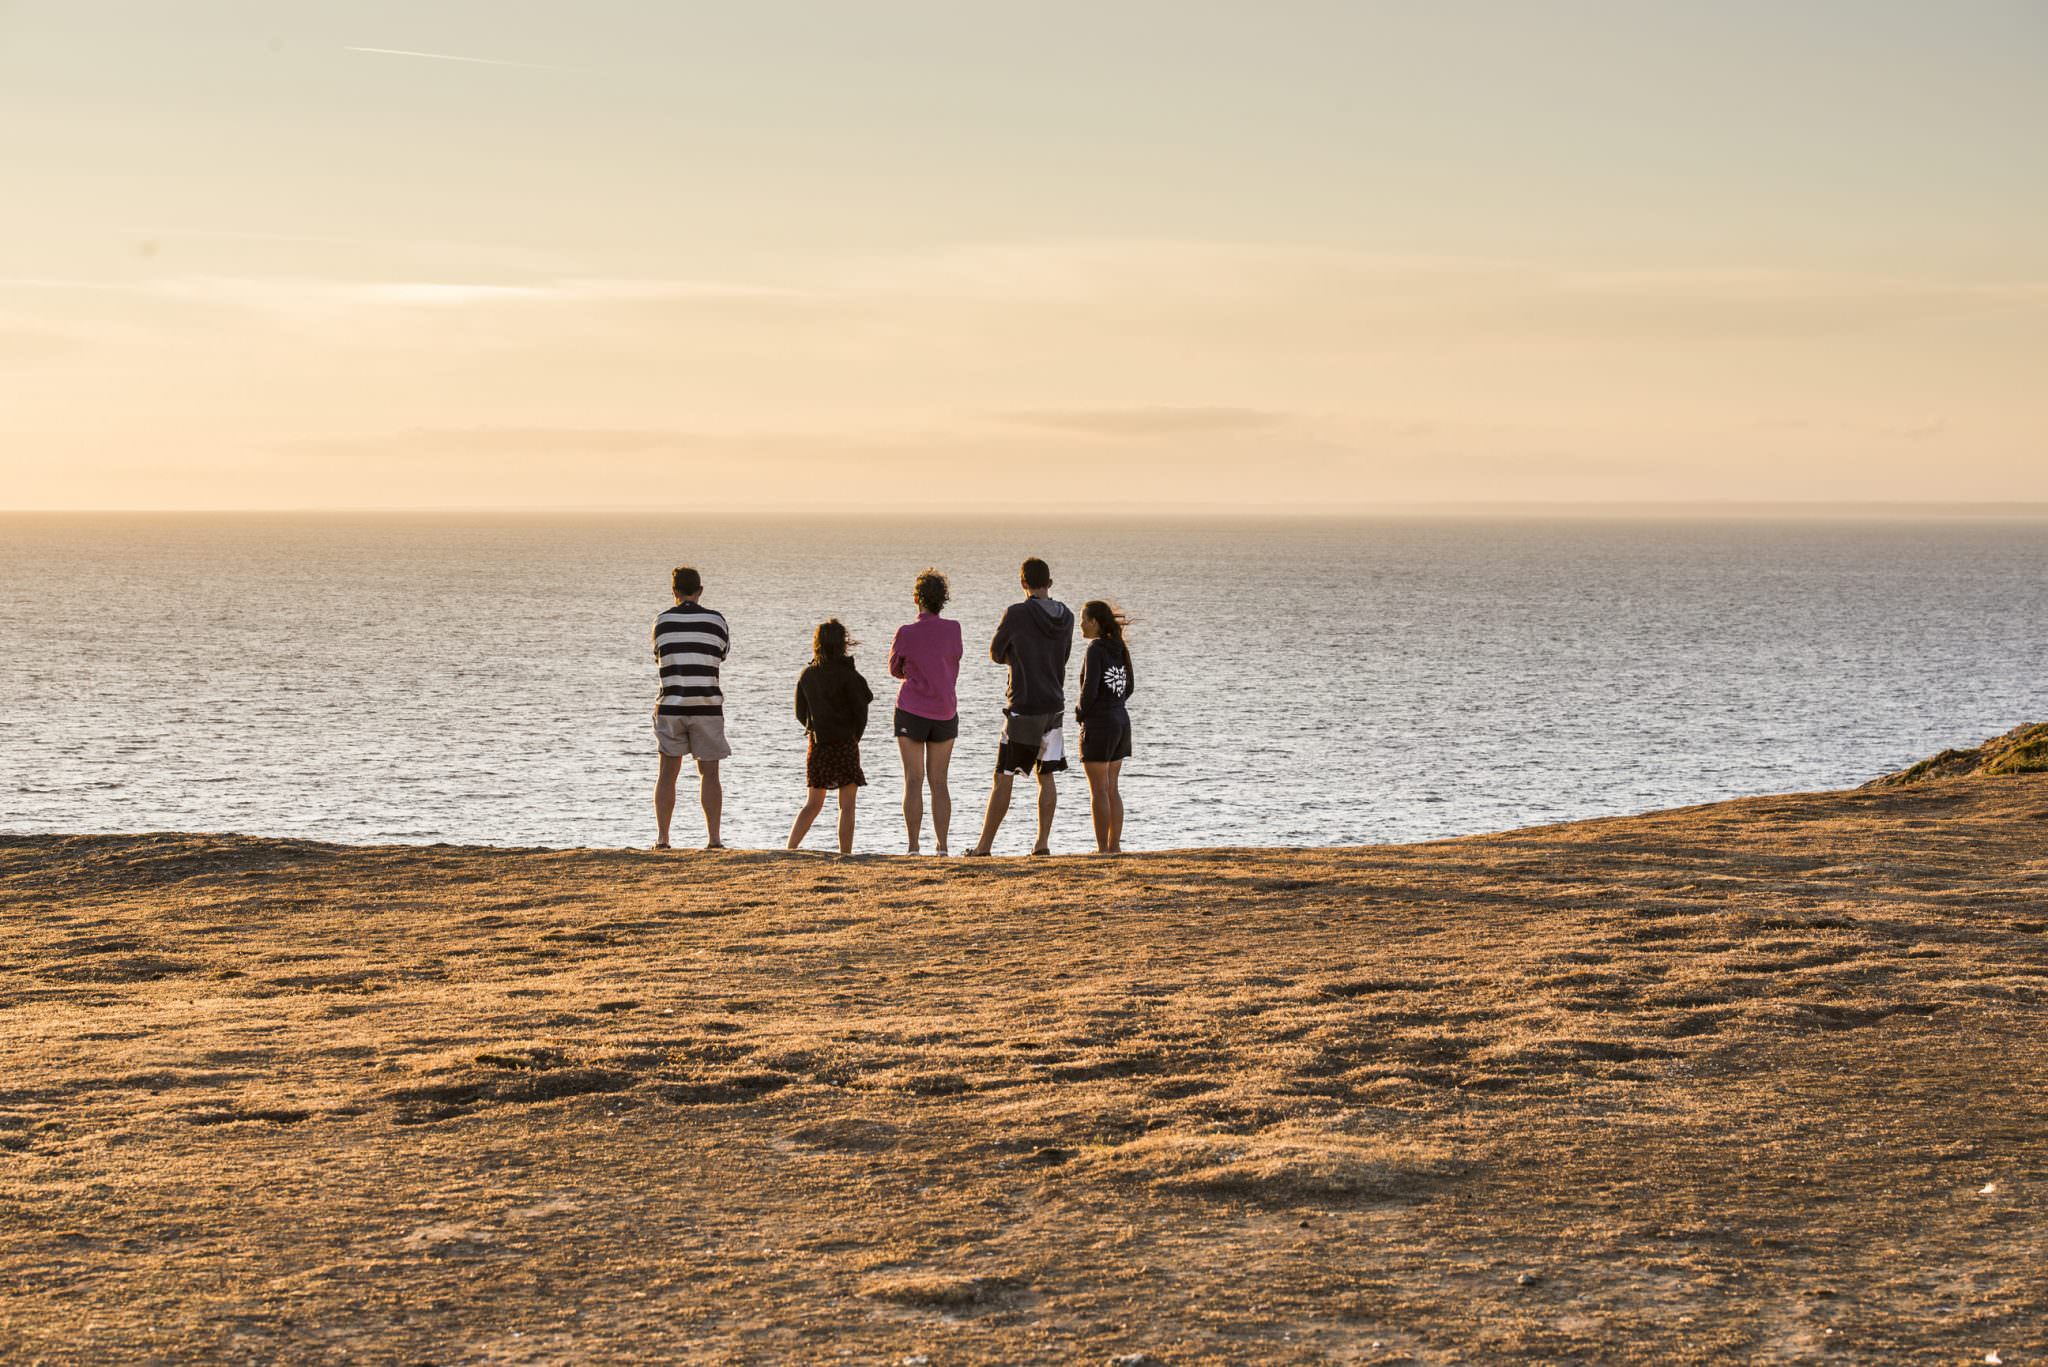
[812,618,855,665]
[1082,599,1131,671]
[1020,557,1053,591]
[671,565,703,599]
[913,568,950,614]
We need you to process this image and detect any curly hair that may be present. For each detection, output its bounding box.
[913,568,950,614]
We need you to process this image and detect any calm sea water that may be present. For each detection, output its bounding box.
[2,514,2044,854]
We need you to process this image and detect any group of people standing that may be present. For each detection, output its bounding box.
[651,558,1136,857]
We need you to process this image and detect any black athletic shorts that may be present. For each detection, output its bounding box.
[994,710,1066,776]
[893,707,959,744]
[1079,713,1133,764]
[996,740,1067,775]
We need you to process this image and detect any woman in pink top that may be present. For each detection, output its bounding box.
[888,568,964,854]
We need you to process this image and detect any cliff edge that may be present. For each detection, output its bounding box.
[1866,720,2048,787]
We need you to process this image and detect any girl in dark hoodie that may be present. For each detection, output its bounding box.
[1076,600,1135,854]
[788,619,874,854]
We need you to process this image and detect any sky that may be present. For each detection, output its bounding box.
[2,0,2044,511]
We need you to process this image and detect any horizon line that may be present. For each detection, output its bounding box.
[7,500,2048,520]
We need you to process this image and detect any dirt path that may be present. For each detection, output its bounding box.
[3,775,2045,1363]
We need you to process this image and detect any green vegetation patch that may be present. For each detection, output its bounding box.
[1874,722,2048,786]
[1985,724,2048,777]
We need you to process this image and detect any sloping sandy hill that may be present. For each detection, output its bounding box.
[2,766,2046,1363]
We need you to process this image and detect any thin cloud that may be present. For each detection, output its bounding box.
[0,275,813,322]
[992,406,1290,437]
[343,45,570,72]
[283,428,717,461]
[396,427,713,454]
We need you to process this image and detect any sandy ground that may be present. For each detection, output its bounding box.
[3,773,2046,1365]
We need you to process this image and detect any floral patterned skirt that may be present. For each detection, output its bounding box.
[805,737,867,791]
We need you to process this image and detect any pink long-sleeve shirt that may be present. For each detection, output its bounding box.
[888,612,963,721]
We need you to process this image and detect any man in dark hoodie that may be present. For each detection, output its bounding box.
[965,557,1075,856]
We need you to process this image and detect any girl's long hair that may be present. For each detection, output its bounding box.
[812,618,856,665]
[1081,600,1131,671]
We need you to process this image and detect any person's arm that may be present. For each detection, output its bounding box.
[794,672,811,728]
[1077,643,1100,719]
[889,627,908,680]
[990,608,1012,665]
[1123,648,1136,700]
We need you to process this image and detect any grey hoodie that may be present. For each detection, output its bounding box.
[989,596,1074,715]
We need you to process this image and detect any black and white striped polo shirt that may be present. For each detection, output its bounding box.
[653,603,730,717]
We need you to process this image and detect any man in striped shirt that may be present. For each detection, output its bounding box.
[653,566,731,850]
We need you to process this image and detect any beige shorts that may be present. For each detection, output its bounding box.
[654,712,732,761]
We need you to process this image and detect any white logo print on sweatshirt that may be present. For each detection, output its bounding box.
[1102,664,1129,699]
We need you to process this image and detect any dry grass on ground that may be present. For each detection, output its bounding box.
[2,772,2046,1363]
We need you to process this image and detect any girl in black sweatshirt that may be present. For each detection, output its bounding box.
[788,619,874,854]
[1076,600,1135,854]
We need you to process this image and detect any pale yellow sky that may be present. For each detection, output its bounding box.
[3,2,2045,510]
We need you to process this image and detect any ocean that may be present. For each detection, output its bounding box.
[3,513,2044,854]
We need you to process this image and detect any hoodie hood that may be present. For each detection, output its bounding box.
[1025,597,1071,635]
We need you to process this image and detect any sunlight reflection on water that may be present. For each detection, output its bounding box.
[3,514,2044,853]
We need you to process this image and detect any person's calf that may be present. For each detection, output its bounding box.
[1032,773,1057,854]
[902,793,922,853]
[698,762,724,848]
[967,772,1017,856]
[836,787,857,855]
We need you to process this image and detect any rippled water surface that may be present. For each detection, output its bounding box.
[3,514,2044,853]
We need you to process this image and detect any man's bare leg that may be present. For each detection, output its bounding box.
[654,752,683,848]
[897,736,925,853]
[966,771,1015,856]
[699,760,724,849]
[1033,769,1057,855]
[836,784,857,855]
[927,738,955,855]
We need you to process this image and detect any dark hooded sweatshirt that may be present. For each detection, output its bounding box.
[1076,637,1135,721]
[794,657,873,745]
[989,596,1074,715]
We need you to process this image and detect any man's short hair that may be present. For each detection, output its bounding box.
[672,566,703,599]
[1020,557,1052,591]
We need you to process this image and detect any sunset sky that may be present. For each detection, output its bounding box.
[4,1,2044,511]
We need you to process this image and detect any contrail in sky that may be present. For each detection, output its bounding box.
[343,45,567,71]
